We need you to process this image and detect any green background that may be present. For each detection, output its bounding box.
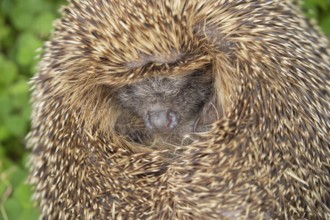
[0,0,329,219]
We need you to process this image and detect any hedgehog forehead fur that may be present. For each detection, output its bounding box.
[28,0,330,219]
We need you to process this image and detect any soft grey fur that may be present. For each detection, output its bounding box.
[115,70,218,147]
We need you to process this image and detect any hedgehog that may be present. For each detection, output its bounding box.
[27,0,330,219]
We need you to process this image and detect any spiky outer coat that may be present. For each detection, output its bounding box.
[27,0,330,219]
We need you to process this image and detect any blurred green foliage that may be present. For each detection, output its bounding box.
[0,0,65,219]
[0,0,329,219]
[303,0,330,34]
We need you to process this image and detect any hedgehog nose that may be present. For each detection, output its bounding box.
[146,110,178,132]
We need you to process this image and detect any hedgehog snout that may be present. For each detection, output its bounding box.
[145,109,178,132]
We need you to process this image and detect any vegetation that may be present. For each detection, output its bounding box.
[0,0,329,219]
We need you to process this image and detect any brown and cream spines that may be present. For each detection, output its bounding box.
[27,0,330,219]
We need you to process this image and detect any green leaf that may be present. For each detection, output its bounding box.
[320,14,330,36]
[4,198,23,220]
[0,153,14,171]
[0,15,11,46]
[0,0,15,16]
[0,126,11,141]
[0,144,5,157]
[19,208,39,220]
[4,115,27,137]
[15,32,43,67]
[17,0,52,14]
[313,0,329,10]
[9,81,29,96]
[32,12,56,36]
[0,56,18,86]
[0,92,11,122]
[13,184,32,204]
[303,2,318,19]
[10,6,34,31]
[0,181,9,198]
[9,168,27,188]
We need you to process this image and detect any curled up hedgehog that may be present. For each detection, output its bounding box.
[27,0,330,219]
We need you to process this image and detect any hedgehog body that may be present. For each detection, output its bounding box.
[27,0,330,219]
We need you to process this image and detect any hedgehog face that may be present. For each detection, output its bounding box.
[116,70,213,134]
